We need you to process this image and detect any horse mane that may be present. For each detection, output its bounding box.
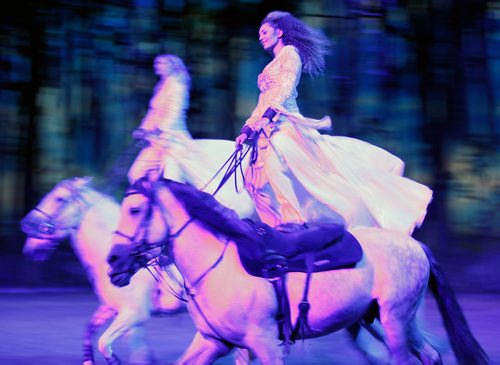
[160,179,257,243]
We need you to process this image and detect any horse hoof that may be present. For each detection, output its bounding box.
[106,353,122,365]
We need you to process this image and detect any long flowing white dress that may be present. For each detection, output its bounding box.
[242,45,432,234]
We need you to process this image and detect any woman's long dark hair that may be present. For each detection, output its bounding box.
[262,11,331,77]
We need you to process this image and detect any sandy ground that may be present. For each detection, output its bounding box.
[0,289,498,365]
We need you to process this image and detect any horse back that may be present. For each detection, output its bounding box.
[350,227,430,303]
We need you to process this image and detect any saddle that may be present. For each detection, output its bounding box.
[236,220,363,278]
[234,220,363,348]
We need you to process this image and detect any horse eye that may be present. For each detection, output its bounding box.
[56,197,67,203]
[107,254,118,264]
[129,207,141,215]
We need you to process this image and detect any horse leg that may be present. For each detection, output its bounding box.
[379,310,419,365]
[243,327,284,365]
[97,307,151,365]
[346,323,390,365]
[234,348,256,365]
[406,320,442,365]
[126,325,156,365]
[413,341,442,365]
[83,305,117,365]
[175,331,233,365]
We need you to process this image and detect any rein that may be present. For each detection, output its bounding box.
[113,189,171,251]
[198,143,253,197]
[114,185,229,292]
[114,138,252,250]
[183,240,229,295]
[114,142,250,247]
[113,141,252,292]
[145,259,187,303]
[112,143,253,344]
[114,182,234,343]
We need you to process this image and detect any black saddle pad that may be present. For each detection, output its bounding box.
[235,221,363,278]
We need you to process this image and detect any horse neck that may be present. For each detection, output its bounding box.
[157,186,232,286]
[69,188,124,299]
[72,188,119,268]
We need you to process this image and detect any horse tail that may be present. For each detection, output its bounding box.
[420,242,489,365]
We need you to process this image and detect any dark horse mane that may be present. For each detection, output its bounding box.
[157,178,257,243]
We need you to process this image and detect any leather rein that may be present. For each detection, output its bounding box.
[113,182,234,343]
[112,184,228,296]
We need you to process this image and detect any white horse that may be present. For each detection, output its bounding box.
[21,177,186,365]
[107,178,488,365]
[21,139,256,365]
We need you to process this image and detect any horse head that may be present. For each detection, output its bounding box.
[108,176,257,294]
[21,176,93,261]
[107,177,171,287]
[106,243,150,287]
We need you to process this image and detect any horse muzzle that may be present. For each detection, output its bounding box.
[109,271,132,287]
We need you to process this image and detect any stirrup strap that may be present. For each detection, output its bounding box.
[269,272,294,354]
[291,252,315,341]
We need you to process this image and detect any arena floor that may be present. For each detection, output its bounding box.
[0,289,498,364]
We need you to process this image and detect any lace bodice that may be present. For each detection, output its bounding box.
[244,45,302,129]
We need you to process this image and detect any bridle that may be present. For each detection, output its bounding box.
[21,181,90,240]
[113,179,235,342]
[110,181,192,302]
[112,180,229,295]
[112,182,174,256]
[112,140,253,262]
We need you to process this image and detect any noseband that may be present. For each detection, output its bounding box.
[114,180,233,296]
[21,182,88,239]
[113,183,178,260]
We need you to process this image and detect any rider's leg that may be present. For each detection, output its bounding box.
[128,147,161,184]
[263,149,306,225]
[162,156,184,182]
[244,162,283,227]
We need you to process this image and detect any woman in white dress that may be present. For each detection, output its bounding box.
[128,54,196,184]
[235,11,432,234]
[128,54,255,217]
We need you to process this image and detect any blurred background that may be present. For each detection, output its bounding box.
[1,0,499,292]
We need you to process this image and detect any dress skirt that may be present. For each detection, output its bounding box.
[248,119,432,235]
